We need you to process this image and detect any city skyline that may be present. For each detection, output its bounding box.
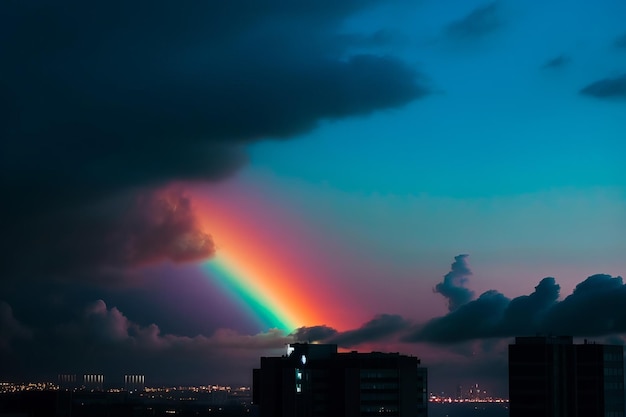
[1,0,625,397]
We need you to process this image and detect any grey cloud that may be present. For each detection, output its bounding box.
[76,300,291,351]
[15,270,615,383]
[111,189,215,266]
[292,325,338,343]
[580,74,626,98]
[4,187,214,281]
[1,0,426,193]
[3,299,291,384]
[408,290,510,344]
[287,265,626,349]
[541,274,626,336]
[445,2,500,39]
[283,260,626,348]
[0,301,33,350]
[291,315,411,348]
[434,254,474,312]
[500,277,560,334]
[329,314,411,347]
[406,274,626,344]
[0,0,428,283]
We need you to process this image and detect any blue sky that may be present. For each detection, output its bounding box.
[244,0,626,301]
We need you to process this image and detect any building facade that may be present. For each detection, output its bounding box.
[253,343,428,417]
[509,336,625,417]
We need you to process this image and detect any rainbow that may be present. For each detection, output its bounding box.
[194,188,354,334]
[202,252,299,333]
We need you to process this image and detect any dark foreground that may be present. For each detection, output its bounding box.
[0,390,254,416]
[1,391,509,417]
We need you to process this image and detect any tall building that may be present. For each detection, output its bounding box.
[253,343,427,417]
[509,336,625,417]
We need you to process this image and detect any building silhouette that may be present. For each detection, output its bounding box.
[58,374,79,390]
[83,374,104,391]
[509,336,625,417]
[124,374,145,392]
[253,343,427,417]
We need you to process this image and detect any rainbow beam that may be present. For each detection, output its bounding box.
[202,252,299,333]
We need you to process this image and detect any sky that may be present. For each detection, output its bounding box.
[1,0,625,397]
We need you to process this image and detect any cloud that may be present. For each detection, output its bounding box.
[75,300,291,351]
[409,277,559,343]
[541,274,626,336]
[500,277,560,334]
[112,189,215,266]
[1,0,426,194]
[542,55,570,69]
[304,257,624,347]
[406,273,626,344]
[434,254,474,312]
[580,74,626,98]
[409,290,510,343]
[7,260,626,384]
[445,2,500,39]
[0,0,428,284]
[0,301,32,350]
[292,325,338,343]
[2,187,213,281]
[329,314,411,347]
[3,299,292,384]
[292,315,411,348]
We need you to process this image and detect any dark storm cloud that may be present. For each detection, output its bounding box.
[2,299,291,384]
[110,189,214,266]
[409,290,510,343]
[408,277,559,343]
[541,274,626,336]
[292,315,411,348]
[445,2,500,39]
[1,0,425,192]
[499,277,560,333]
[542,55,570,69]
[434,254,474,312]
[329,314,411,347]
[580,74,626,98]
[2,188,213,280]
[0,0,428,283]
[0,301,33,350]
[299,257,625,347]
[276,261,626,363]
[406,274,626,344]
[292,325,338,343]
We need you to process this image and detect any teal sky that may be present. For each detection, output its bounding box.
[242,0,626,305]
